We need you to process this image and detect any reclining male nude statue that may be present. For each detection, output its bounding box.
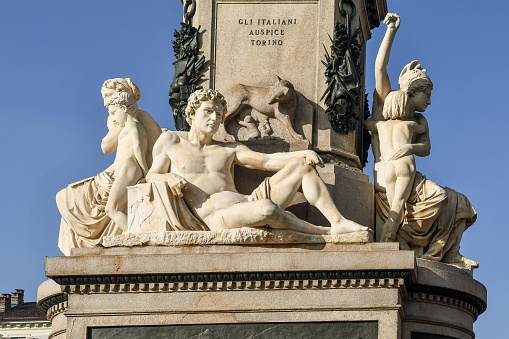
[145,89,368,235]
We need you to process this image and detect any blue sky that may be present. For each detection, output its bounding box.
[0,0,506,336]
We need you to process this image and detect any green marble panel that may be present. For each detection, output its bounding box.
[88,321,377,339]
[412,333,457,339]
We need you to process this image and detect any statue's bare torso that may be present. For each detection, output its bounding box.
[159,131,249,223]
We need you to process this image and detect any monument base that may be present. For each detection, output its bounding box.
[38,243,486,339]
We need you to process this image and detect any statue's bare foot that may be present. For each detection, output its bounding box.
[443,252,479,268]
[331,219,369,235]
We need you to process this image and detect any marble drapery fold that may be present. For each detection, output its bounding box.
[57,170,123,255]
[137,182,209,231]
[375,171,477,261]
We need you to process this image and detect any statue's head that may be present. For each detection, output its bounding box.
[185,89,227,126]
[105,92,139,126]
[398,61,433,112]
[382,90,409,120]
[101,78,141,106]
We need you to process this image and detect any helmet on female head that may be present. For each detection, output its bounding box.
[398,60,433,96]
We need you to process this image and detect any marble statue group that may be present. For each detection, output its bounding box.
[366,13,477,267]
[56,13,477,268]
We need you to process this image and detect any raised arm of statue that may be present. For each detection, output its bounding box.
[374,13,400,119]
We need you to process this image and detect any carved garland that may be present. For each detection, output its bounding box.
[321,0,363,134]
[169,0,206,131]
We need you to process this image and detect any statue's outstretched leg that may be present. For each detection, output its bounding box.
[267,158,368,235]
[209,199,330,235]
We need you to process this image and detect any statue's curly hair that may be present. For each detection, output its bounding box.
[101,78,141,101]
[185,89,227,125]
[105,92,139,116]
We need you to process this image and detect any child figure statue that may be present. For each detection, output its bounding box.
[103,92,149,231]
[364,90,428,242]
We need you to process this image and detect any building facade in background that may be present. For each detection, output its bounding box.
[0,290,51,339]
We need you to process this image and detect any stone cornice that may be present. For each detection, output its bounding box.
[39,294,68,313]
[47,301,68,322]
[0,320,51,328]
[53,269,411,286]
[49,268,485,319]
[407,283,486,319]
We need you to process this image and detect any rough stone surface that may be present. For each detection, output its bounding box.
[104,228,372,247]
[48,244,413,277]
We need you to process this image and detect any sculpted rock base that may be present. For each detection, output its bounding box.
[103,228,373,247]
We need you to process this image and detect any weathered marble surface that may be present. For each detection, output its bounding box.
[103,228,372,247]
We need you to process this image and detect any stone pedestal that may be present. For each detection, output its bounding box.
[37,243,485,339]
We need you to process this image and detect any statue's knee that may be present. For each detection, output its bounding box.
[105,202,116,218]
[288,157,313,173]
[256,199,281,218]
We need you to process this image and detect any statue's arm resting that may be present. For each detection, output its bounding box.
[144,132,188,197]
[235,144,322,172]
[101,125,122,154]
[411,114,431,156]
[410,131,431,157]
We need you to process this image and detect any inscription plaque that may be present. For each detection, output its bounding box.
[214,3,318,99]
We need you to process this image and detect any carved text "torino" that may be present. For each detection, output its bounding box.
[251,39,283,46]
